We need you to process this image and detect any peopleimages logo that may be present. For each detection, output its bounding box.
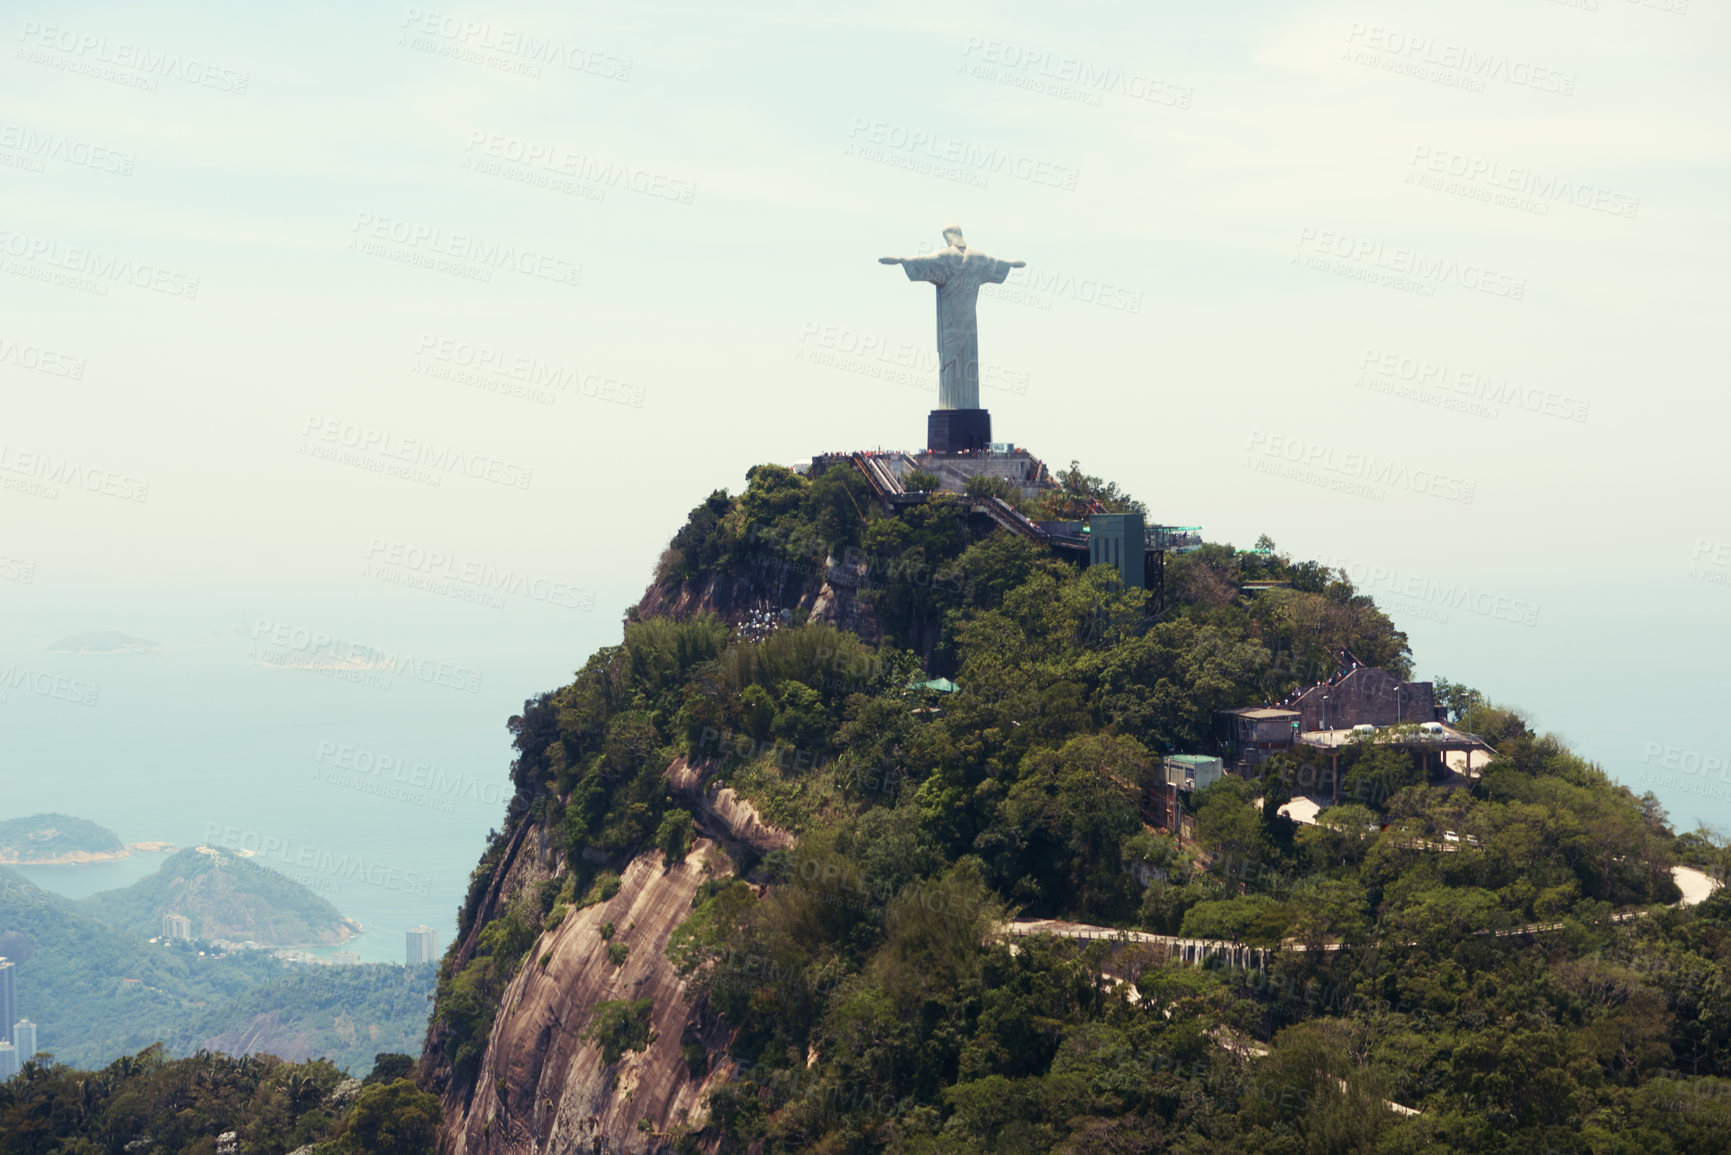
[463,133,695,204]
[1408,146,1639,220]
[201,824,433,896]
[15,21,251,94]
[300,417,534,490]
[1295,228,1525,300]
[845,118,1080,191]
[247,618,484,695]
[0,336,86,379]
[0,123,136,175]
[0,664,100,707]
[414,335,646,407]
[363,537,596,611]
[0,444,150,502]
[348,212,582,287]
[313,741,508,809]
[1356,348,1590,424]
[1310,552,1539,627]
[0,226,200,298]
[1244,432,1477,504]
[398,8,632,80]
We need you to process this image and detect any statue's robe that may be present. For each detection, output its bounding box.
[897,246,1017,410]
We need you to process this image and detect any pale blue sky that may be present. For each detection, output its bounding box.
[3,0,1728,923]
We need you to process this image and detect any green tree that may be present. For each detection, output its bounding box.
[584,998,655,1064]
[341,1078,441,1154]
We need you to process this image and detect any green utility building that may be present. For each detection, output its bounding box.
[1088,512,1145,589]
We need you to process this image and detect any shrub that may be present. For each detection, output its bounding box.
[583,998,654,1063]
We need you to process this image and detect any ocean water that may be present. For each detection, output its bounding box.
[11,854,172,900]
[0,596,614,966]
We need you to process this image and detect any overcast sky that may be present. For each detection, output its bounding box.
[4,1,1728,837]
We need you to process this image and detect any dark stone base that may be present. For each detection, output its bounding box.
[927,409,992,454]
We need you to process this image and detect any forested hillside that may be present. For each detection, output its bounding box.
[0,814,124,862]
[78,847,359,946]
[0,869,432,1075]
[0,1047,439,1154]
[424,462,1731,1153]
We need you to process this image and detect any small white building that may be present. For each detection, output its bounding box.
[1164,755,1223,791]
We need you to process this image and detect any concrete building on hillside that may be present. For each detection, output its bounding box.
[1164,754,1224,792]
[1216,707,1302,772]
[1285,665,1438,732]
[406,925,438,966]
[1090,513,1147,590]
[163,913,192,941]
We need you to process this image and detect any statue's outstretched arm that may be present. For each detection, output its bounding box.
[878,257,905,265]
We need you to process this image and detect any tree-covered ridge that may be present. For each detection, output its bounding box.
[0,869,431,1074]
[427,461,1731,1152]
[0,814,124,862]
[0,1047,439,1155]
[77,847,356,946]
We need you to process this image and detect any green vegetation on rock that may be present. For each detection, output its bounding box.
[427,464,1730,1153]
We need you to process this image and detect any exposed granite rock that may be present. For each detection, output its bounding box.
[437,837,734,1155]
[667,756,794,864]
[429,755,798,1154]
[422,809,568,1102]
[634,559,882,647]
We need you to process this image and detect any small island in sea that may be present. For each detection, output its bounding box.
[0,813,171,865]
[46,630,163,655]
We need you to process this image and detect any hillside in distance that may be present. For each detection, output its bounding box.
[0,866,288,1068]
[413,461,1731,1153]
[78,847,360,946]
[0,867,431,1074]
[178,962,439,1075]
[0,812,126,863]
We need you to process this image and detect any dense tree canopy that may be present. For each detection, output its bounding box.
[429,465,1731,1152]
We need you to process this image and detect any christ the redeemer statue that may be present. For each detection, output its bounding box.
[880,224,1024,412]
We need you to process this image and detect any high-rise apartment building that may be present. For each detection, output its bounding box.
[0,1042,16,1081]
[0,958,15,1047]
[12,1019,36,1063]
[405,925,438,966]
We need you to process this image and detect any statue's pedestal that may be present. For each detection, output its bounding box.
[927,409,991,454]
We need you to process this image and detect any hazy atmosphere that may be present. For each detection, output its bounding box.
[3,2,1728,1150]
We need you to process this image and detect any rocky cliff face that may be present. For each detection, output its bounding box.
[635,555,883,648]
[428,759,793,1154]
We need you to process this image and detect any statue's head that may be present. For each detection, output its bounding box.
[942,223,965,249]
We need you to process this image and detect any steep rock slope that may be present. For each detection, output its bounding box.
[429,758,793,1153]
[439,837,724,1153]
